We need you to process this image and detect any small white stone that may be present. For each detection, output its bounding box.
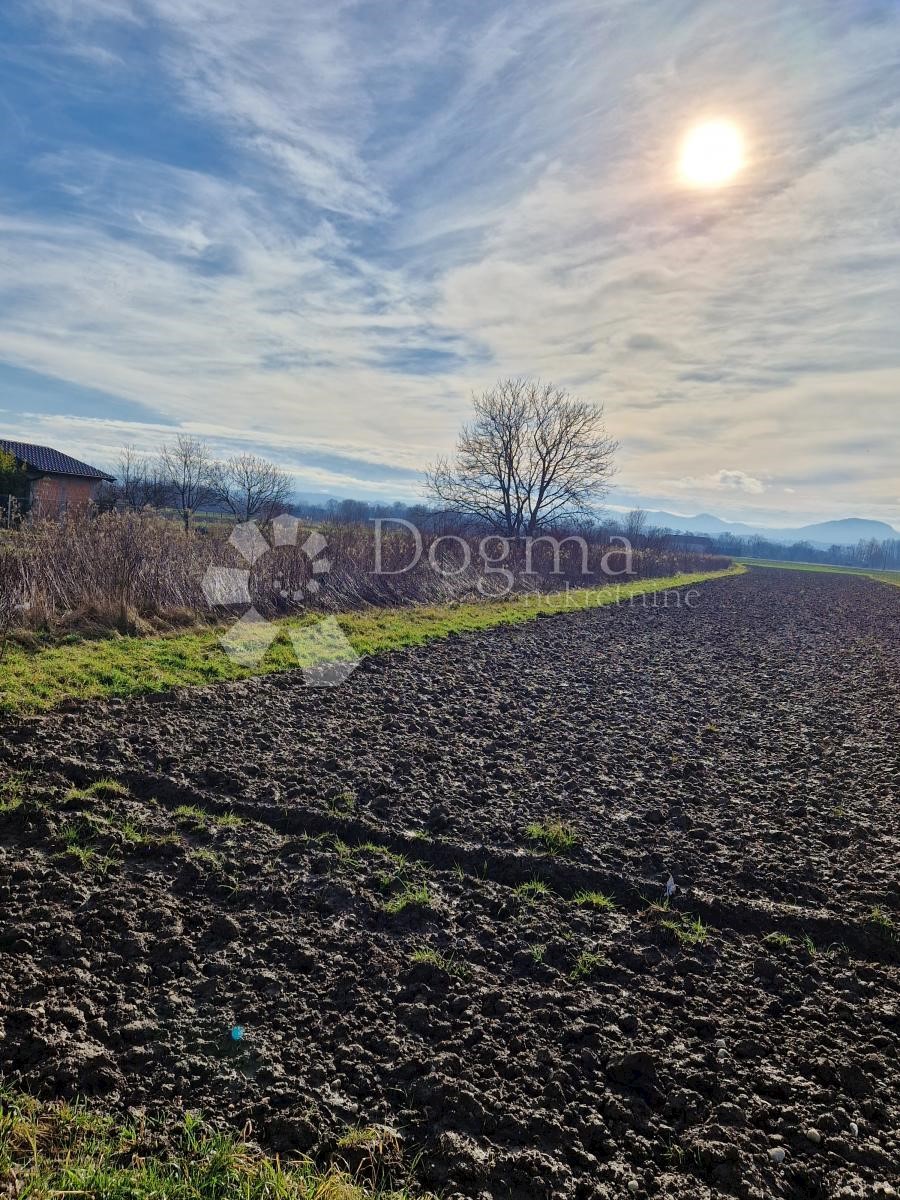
[768,1147,786,1164]
[804,1128,822,1145]
[627,1181,639,1195]
[714,1038,727,1049]
[849,1121,859,1136]
[716,1047,728,1059]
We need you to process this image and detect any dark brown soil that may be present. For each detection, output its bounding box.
[1,568,898,1199]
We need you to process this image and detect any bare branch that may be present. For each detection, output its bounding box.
[158,436,214,531]
[208,453,294,524]
[425,379,617,535]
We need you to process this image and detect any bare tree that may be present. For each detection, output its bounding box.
[158,435,213,531]
[623,508,648,547]
[107,445,170,511]
[115,445,145,510]
[425,379,617,536]
[209,453,293,524]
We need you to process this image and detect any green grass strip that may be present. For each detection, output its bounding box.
[0,566,742,713]
[0,1089,414,1198]
[738,558,900,586]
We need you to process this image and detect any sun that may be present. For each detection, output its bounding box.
[680,119,744,187]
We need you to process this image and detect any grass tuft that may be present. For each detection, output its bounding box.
[190,848,224,872]
[53,820,119,874]
[87,777,130,798]
[570,951,606,980]
[336,1124,402,1156]
[514,879,552,902]
[524,820,578,855]
[0,773,25,813]
[409,946,467,978]
[762,931,794,950]
[868,906,896,937]
[213,811,244,829]
[64,777,129,804]
[328,791,357,815]
[573,890,616,911]
[383,883,433,915]
[659,913,712,948]
[174,804,208,825]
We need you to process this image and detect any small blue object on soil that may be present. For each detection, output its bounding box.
[230,1025,245,1041]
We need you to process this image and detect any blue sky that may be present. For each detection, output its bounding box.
[1,0,898,524]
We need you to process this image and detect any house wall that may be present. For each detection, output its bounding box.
[29,474,100,516]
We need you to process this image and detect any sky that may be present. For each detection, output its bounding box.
[0,0,898,526]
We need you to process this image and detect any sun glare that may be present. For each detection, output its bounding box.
[680,119,744,187]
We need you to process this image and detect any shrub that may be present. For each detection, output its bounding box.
[1,509,731,635]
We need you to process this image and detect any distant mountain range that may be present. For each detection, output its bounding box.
[641,512,900,547]
[291,490,899,548]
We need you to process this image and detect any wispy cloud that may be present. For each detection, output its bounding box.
[0,0,898,517]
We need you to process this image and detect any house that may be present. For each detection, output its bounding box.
[0,438,115,517]
[666,532,716,554]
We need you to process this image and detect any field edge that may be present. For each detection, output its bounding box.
[0,1087,421,1199]
[0,565,744,714]
[737,557,900,586]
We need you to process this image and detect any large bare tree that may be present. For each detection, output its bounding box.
[209,453,293,524]
[426,379,617,536]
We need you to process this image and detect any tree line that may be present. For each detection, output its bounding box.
[105,440,451,532]
[709,530,900,570]
[102,437,294,529]
[101,378,620,536]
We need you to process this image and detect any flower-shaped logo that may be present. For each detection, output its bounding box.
[201,516,360,687]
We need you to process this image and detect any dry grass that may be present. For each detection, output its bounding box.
[2,510,733,637]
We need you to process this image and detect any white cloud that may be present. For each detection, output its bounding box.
[712,470,766,495]
[3,0,900,523]
[672,469,766,496]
